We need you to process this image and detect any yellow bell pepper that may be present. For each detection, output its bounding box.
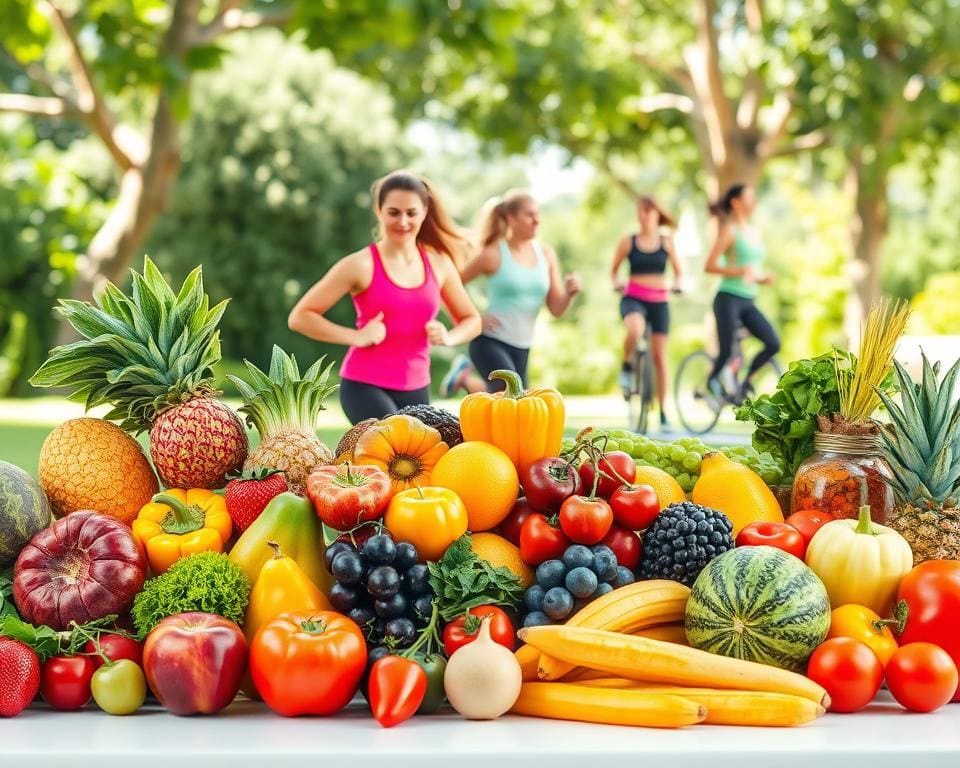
[383,486,468,562]
[804,505,913,616]
[132,489,232,574]
[459,369,565,478]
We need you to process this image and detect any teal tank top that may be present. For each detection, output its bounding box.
[717,227,765,300]
[485,240,550,348]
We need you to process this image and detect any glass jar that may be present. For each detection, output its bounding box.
[791,432,895,525]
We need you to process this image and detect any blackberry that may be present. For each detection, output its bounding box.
[639,501,734,586]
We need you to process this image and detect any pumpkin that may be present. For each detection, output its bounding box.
[352,415,449,498]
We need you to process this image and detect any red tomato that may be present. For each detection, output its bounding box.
[519,512,570,565]
[442,605,515,656]
[736,522,806,559]
[559,495,613,545]
[40,655,95,711]
[578,451,635,499]
[896,560,960,701]
[368,655,427,728]
[306,463,392,531]
[885,642,959,713]
[521,457,581,513]
[250,611,367,717]
[608,484,660,530]
[83,634,143,669]
[784,509,836,545]
[600,524,642,571]
[500,498,537,547]
[806,637,883,713]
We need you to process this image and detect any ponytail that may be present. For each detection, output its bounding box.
[478,189,535,249]
[709,182,748,217]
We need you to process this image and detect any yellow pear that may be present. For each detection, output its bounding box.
[692,452,784,535]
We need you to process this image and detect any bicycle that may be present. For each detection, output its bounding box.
[673,325,784,435]
[623,320,654,435]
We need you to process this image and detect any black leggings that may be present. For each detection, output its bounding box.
[709,292,781,381]
[469,334,530,393]
[339,378,430,425]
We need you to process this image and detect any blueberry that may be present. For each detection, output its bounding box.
[562,545,594,570]
[590,550,618,583]
[536,559,566,589]
[523,584,546,613]
[364,534,397,565]
[613,566,636,588]
[374,592,408,619]
[593,581,614,598]
[401,563,432,596]
[367,566,400,599]
[522,611,553,628]
[331,550,364,586]
[329,581,359,612]
[324,541,353,573]
[566,566,599,598]
[394,542,419,570]
[542,587,575,621]
[590,544,616,561]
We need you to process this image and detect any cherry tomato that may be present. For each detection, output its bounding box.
[519,512,570,565]
[806,637,883,713]
[521,457,581,514]
[736,522,806,560]
[885,642,959,713]
[600,524,642,571]
[578,451,635,499]
[83,634,143,669]
[559,495,613,545]
[784,509,836,545]
[500,498,537,547]
[608,484,660,531]
[40,655,95,711]
[442,605,515,656]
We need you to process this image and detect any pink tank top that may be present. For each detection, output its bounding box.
[340,244,441,390]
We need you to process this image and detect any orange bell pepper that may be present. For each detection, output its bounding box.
[459,369,565,478]
[132,489,232,574]
[826,603,899,666]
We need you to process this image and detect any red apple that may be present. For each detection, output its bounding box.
[13,511,146,630]
[143,612,247,715]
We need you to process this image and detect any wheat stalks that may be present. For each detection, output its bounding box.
[837,298,911,423]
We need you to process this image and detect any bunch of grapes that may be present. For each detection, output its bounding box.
[325,530,434,648]
[521,544,635,627]
[562,430,785,492]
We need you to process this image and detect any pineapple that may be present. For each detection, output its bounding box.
[876,354,960,565]
[228,345,337,494]
[30,257,248,489]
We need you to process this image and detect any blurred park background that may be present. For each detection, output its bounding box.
[2,0,959,466]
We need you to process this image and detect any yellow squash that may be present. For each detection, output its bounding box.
[459,369,564,478]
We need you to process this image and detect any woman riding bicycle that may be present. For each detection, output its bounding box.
[704,183,780,404]
[611,196,682,431]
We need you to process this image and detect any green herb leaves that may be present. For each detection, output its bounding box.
[427,535,523,622]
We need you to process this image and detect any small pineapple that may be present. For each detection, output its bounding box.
[876,354,960,565]
[228,346,337,495]
[30,257,248,489]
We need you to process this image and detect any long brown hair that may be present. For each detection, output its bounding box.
[638,196,676,229]
[373,171,469,268]
[477,189,535,249]
[708,183,748,217]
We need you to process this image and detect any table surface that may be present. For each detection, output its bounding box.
[3,692,959,768]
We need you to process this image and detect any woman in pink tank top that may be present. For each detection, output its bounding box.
[288,171,481,424]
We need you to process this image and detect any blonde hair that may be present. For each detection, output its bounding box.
[373,170,469,269]
[477,189,536,248]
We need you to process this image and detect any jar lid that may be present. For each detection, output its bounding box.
[813,431,882,455]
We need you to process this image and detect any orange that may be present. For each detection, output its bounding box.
[430,441,519,532]
[633,465,686,509]
[469,532,534,588]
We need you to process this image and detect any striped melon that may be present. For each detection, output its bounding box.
[684,545,830,672]
[0,460,53,568]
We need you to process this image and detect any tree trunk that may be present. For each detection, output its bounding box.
[843,158,888,344]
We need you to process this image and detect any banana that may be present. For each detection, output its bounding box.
[510,682,706,728]
[519,625,830,706]
[630,621,688,645]
[515,643,541,682]
[538,580,690,680]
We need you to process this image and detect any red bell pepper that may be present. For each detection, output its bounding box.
[368,655,428,727]
[736,521,806,560]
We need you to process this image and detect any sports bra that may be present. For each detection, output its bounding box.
[627,235,668,275]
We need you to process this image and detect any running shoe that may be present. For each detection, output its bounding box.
[440,354,472,397]
[659,412,674,434]
[619,366,633,392]
[704,377,724,411]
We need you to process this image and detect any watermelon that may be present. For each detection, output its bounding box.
[684,545,830,672]
[0,460,53,568]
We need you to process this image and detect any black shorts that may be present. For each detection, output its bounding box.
[619,296,669,335]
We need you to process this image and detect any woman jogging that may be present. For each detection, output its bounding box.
[439,190,581,394]
[610,196,682,431]
[288,170,481,424]
[703,182,780,403]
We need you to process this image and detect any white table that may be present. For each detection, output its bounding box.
[2,692,959,768]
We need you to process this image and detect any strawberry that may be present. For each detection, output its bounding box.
[0,637,41,717]
[224,469,288,532]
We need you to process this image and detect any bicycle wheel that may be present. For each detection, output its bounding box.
[674,350,721,435]
[633,348,651,435]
